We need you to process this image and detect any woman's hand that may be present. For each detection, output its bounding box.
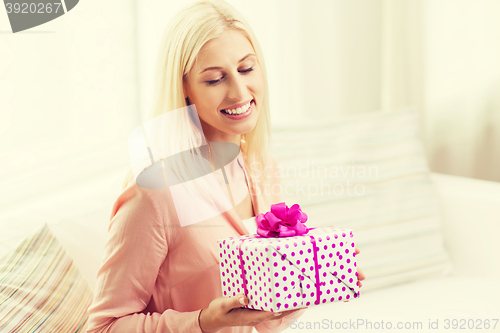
[199,294,302,333]
[354,245,366,287]
[326,225,366,288]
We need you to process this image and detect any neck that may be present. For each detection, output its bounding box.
[200,122,242,147]
[206,134,241,146]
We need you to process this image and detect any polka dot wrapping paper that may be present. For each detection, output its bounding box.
[217,227,360,312]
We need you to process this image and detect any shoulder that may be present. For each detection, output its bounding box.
[110,181,158,222]
[108,180,178,245]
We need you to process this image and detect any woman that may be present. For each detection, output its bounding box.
[86,1,365,332]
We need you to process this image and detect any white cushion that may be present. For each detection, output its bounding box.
[271,109,453,292]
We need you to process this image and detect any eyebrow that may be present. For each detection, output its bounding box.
[198,53,256,74]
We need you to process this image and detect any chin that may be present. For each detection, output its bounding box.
[236,118,259,135]
[228,125,256,137]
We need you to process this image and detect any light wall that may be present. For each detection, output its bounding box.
[0,0,139,211]
[422,0,500,182]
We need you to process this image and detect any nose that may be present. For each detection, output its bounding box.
[227,73,247,101]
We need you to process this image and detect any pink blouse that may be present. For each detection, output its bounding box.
[85,150,306,333]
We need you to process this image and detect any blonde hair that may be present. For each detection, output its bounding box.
[122,0,272,193]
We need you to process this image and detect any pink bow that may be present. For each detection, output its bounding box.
[256,202,309,237]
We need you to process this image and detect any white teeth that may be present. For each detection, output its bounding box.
[223,101,251,115]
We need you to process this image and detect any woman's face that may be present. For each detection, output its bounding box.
[183,29,264,145]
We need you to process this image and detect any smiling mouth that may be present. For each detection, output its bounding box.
[220,99,254,115]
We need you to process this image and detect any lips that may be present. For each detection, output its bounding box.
[220,100,255,120]
[220,99,254,113]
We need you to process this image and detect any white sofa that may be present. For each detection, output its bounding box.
[1,166,499,333]
[281,172,500,332]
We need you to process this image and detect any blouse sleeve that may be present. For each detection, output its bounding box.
[85,184,202,333]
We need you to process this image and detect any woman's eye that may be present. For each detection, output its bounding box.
[205,68,253,85]
[207,77,222,85]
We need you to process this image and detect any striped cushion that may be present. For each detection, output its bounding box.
[0,224,92,332]
[270,108,453,292]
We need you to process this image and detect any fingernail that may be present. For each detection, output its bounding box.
[239,297,246,305]
[274,312,282,316]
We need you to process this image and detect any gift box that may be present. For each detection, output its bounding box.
[217,203,360,312]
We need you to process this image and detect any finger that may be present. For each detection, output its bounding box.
[239,306,305,322]
[224,294,248,312]
[241,309,283,324]
[276,308,305,316]
[261,308,305,321]
[223,308,275,327]
[355,245,360,255]
[357,267,366,281]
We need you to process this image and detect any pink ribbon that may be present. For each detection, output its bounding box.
[237,239,248,300]
[308,235,321,305]
[256,202,309,238]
